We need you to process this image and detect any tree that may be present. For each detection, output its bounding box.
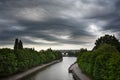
[14,38,19,50]
[76,48,88,57]
[14,39,23,51]
[18,40,23,49]
[80,48,87,53]
[93,34,120,52]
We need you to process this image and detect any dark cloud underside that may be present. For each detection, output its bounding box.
[0,0,120,50]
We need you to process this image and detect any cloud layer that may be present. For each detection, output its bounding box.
[0,0,120,50]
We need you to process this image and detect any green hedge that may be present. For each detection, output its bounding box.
[0,48,62,77]
[77,44,120,80]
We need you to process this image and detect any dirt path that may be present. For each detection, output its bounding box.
[69,63,91,80]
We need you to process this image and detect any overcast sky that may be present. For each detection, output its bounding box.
[0,0,120,50]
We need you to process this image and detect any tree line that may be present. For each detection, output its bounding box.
[0,39,62,77]
[77,34,120,80]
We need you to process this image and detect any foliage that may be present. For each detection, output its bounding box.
[67,51,77,57]
[0,49,17,76]
[14,38,19,50]
[18,40,23,49]
[93,34,120,52]
[0,48,62,77]
[66,48,87,57]
[14,38,23,51]
[77,44,120,80]
[76,48,88,57]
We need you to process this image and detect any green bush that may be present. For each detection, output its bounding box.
[77,44,120,80]
[0,48,62,77]
[0,49,17,76]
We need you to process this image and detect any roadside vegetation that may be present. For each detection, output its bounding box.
[77,34,120,80]
[0,39,62,77]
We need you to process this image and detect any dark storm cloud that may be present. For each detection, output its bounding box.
[84,0,120,32]
[0,0,120,48]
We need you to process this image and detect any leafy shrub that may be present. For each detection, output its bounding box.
[0,48,62,77]
[77,44,120,80]
[0,49,17,76]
